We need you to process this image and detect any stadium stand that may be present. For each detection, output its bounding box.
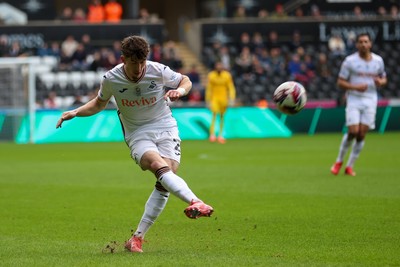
[1,1,399,109]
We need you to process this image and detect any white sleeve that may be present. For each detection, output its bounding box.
[379,58,386,78]
[338,58,351,80]
[162,65,182,89]
[98,74,112,101]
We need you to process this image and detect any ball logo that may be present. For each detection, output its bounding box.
[273,88,289,104]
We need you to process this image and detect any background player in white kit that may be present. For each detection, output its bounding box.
[56,35,213,253]
[330,33,387,176]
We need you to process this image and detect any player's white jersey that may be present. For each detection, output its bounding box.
[338,52,386,101]
[98,60,182,137]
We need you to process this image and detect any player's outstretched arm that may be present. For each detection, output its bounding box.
[56,96,109,128]
[337,77,368,92]
[374,76,387,87]
[164,75,192,102]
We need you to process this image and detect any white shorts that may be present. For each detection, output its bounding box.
[345,96,376,130]
[127,127,181,167]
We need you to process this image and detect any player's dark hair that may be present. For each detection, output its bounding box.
[356,32,371,42]
[121,35,150,61]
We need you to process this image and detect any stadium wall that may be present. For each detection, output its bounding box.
[1,106,399,144]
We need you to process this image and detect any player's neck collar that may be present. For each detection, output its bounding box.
[123,64,146,83]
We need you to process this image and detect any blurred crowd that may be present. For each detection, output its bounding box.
[1,2,399,109]
[227,2,400,20]
[54,1,160,24]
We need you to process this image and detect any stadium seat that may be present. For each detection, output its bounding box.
[69,71,83,92]
[39,72,56,91]
[34,65,53,74]
[41,56,58,70]
[82,71,98,91]
[54,72,69,96]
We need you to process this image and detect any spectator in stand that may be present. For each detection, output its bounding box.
[345,31,356,54]
[377,6,387,17]
[287,53,302,79]
[37,41,60,58]
[269,47,285,75]
[8,41,29,57]
[87,0,105,23]
[257,47,271,73]
[234,46,253,79]
[111,40,122,64]
[57,7,73,21]
[294,7,304,18]
[37,42,52,57]
[99,47,118,70]
[310,4,323,19]
[390,5,400,19]
[251,32,265,56]
[237,32,252,54]
[71,43,88,71]
[328,34,346,56]
[49,41,61,57]
[138,8,159,23]
[352,5,364,19]
[59,50,73,71]
[185,64,201,86]
[266,30,280,50]
[252,57,267,83]
[233,5,247,19]
[81,34,94,54]
[258,8,269,19]
[304,54,315,72]
[73,8,87,22]
[104,0,123,23]
[0,35,9,57]
[288,30,303,52]
[271,3,288,19]
[88,50,102,71]
[138,7,150,22]
[149,43,163,62]
[294,62,314,87]
[316,52,331,81]
[203,40,223,69]
[188,89,203,104]
[295,46,306,60]
[163,40,182,71]
[61,35,79,59]
[70,94,85,108]
[219,45,234,71]
[43,91,62,109]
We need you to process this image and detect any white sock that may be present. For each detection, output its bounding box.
[336,133,353,162]
[346,140,365,168]
[134,188,169,238]
[158,171,199,204]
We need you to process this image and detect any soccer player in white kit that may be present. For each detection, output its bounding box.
[56,35,213,253]
[330,33,387,176]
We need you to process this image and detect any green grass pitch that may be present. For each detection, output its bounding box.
[1,133,399,266]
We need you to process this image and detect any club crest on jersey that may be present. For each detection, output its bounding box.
[135,86,141,96]
[148,81,157,91]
